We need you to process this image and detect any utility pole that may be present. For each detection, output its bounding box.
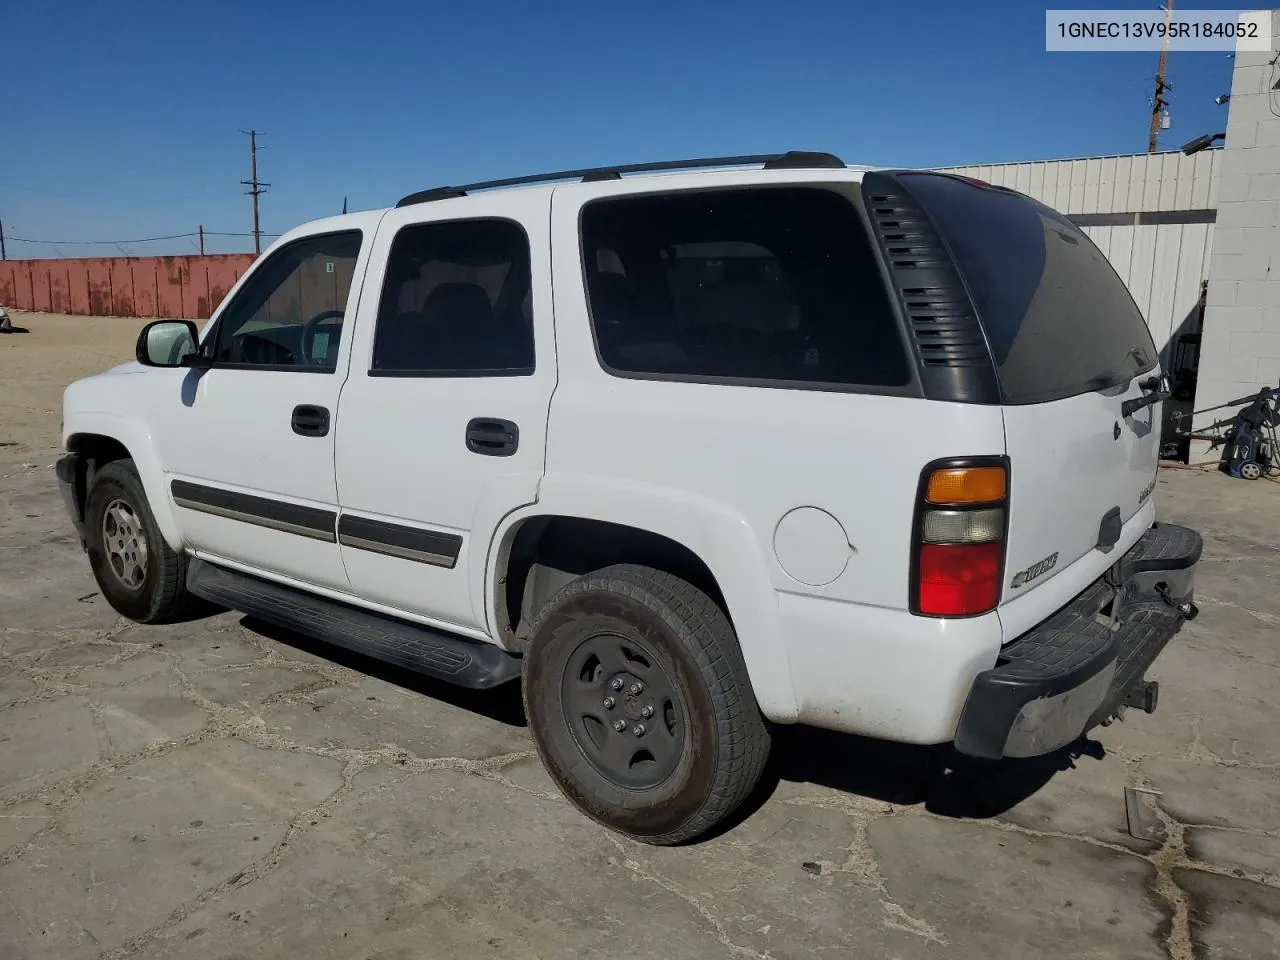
[239,130,270,254]
[1148,0,1174,153]
[0,220,6,260]
[198,224,205,255]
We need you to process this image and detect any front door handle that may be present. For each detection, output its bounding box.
[465,418,519,456]
[292,404,330,437]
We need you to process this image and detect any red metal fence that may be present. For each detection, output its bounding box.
[0,254,258,319]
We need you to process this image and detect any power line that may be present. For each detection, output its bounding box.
[6,232,201,245]
[2,230,281,245]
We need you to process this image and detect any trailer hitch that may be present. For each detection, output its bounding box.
[1156,583,1199,621]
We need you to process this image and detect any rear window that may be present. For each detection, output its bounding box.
[580,186,911,390]
[900,173,1157,405]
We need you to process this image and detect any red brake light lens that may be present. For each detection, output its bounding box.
[917,542,1002,616]
[913,460,1008,617]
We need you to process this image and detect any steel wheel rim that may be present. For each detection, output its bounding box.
[559,631,686,789]
[102,498,149,590]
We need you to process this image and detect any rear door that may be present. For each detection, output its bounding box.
[333,191,554,636]
[899,173,1162,626]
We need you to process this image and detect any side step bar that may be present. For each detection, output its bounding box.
[186,559,522,689]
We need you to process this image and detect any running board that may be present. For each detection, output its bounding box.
[186,559,522,689]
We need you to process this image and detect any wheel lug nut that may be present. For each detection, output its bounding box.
[611,678,624,691]
[632,724,646,737]
[641,705,654,719]
[613,719,627,732]
[603,696,616,709]
[629,682,643,695]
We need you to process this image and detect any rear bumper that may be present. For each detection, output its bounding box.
[953,522,1202,759]
[55,453,88,551]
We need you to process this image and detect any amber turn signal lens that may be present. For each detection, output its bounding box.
[926,466,1007,505]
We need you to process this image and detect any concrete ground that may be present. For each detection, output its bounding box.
[2,310,1279,959]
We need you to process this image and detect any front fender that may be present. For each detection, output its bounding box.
[484,474,800,723]
[64,412,183,552]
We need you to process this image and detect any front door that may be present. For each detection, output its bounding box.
[334,194,555,635]
[156,222,377,590]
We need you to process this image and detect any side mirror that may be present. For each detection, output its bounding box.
[136,320,199,367]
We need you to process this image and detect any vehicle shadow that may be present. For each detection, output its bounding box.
[238,615,529,729]
[232,615,1099,830]
[777,724,1103,814]
[704,724,1109,839]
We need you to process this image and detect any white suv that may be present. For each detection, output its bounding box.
[56,151,1202,844]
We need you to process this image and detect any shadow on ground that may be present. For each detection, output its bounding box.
[241,613,1099,833]
[241,615,529,728]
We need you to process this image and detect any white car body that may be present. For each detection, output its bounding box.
[59,154,1200,765]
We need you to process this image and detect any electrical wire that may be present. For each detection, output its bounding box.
[8,232,199,245]
[6,230,282,245]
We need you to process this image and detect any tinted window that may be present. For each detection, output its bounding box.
[371,219,534,376]
[580,187,910,389]
[213,231,361,370]
[901,173,1158,404]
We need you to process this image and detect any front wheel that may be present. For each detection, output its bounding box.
[523,564,770,845]
[84,459,198,623]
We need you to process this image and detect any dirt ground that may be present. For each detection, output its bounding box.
[0,311,146,455]
[2,309,1280,959]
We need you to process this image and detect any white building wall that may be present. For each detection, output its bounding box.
[1195,8,1280,446]
[932,153,1221,390]
[935,151,1222,215]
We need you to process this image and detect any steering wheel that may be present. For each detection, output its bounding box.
[299,309,345,366]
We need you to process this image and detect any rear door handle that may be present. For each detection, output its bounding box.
[291,404,330,437]
[465,418,519,456]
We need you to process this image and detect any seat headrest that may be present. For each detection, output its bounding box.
[422,282,493,320]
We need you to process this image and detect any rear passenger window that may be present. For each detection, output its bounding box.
[371,218,534,376]
[580,187,910,389]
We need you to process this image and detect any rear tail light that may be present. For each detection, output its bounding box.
[912,460,1009,617]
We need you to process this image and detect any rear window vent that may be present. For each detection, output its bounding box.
[861,176,999,402]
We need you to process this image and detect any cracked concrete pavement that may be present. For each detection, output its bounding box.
[3,313,1280,959]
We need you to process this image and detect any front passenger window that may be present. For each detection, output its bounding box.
[211,230,362,371]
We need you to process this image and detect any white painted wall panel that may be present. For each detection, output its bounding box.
[1109,227,1137,298]
[926,150,1219,390]
[1146,225,1184,353]
[932,150,1221,216]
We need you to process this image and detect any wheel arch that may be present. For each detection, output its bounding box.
[484,486,799,723]
[65,415,183,551]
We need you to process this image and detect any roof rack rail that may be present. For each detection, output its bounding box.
[394,150,846,208]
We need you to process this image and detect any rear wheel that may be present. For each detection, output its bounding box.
[84,459,198,623]
[523,564,770,845]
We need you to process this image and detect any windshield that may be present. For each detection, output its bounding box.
[900,173,1158,405]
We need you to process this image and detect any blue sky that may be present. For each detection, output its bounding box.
[0,0,1245,258]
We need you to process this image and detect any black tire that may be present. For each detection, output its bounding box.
[523,563,771,845]
[84,459,197,623]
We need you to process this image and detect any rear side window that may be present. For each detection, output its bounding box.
[900,173,1158,405]
[580,187,910,390]
[371,218,534,376]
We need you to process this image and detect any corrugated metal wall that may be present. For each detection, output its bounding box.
[933,151,1221,363]
[932,151,1222,458]
[0,254,256,320]
[1076,222,1213,367]
[934,150,1221,214]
